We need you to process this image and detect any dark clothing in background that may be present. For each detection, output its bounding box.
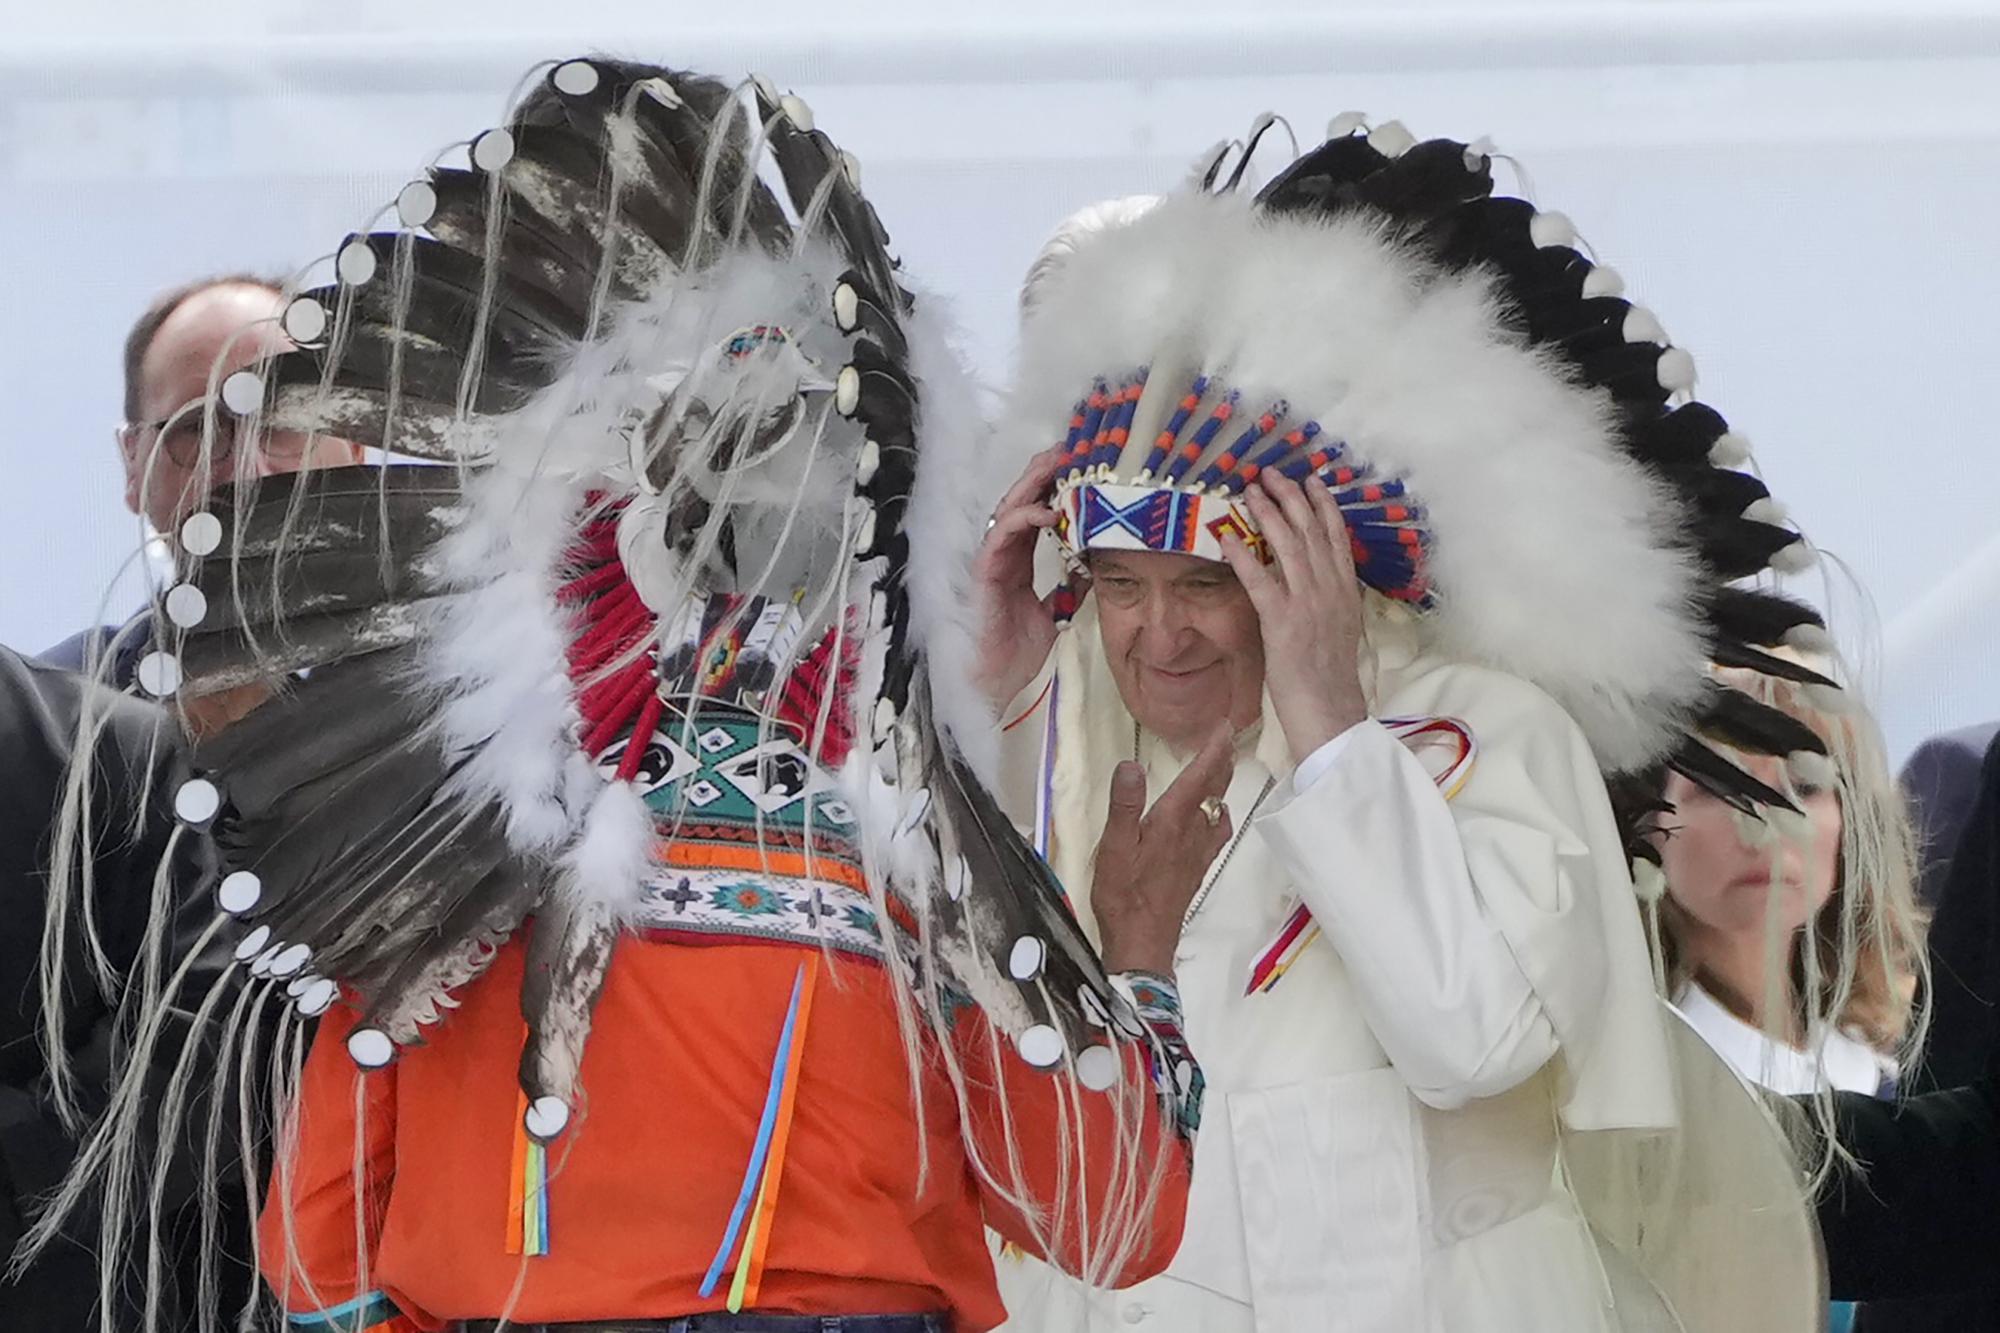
[1911,730,2000,1094]
[1821,1045,2000,1303]
[38,609,155,692]
[0,645,262,1330]
[1902,723,2000,910]
[1854,728,2000,1331]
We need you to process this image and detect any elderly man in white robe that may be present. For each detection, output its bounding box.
[964,118,1835,1333]
[977,455,1677,1333]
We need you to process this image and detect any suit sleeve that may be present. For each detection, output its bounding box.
[0,649,251,1268]
[1253,664,1673,1129]
[960,972,1198,1288]
[257,1001,426,1333]
[1912,732,2000,1094]
[1815,1065,2000,1300]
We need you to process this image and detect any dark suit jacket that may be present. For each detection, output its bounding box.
[1909,730,2000,1096]
[1822,1049,2000,1303]
[1903,723,2000,910]
[1854,728,2000,1330]
[0,646,263,1330]
[38,610,154,692]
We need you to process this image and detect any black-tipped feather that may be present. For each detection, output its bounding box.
[1698,518,1807,581]
[1705,586,1826,648]
[1242,125,1849,873]
[754,87,904,312]
[1668,739,1796,815]
[1707,640,1838,689]
[1696,684,1828,758]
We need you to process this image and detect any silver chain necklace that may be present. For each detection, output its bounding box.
[1133,722,1279,929]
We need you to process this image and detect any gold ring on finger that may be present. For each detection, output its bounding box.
[1200,796,1226,827]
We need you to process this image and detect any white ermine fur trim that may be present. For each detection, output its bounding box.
[998,193,1709,772]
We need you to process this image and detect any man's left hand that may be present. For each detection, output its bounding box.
[1219,471,1370,768]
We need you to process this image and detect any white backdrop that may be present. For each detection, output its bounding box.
[3,0,1997,761]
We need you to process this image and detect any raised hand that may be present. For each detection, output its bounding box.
[971,444,1076,709]
[1091,724,1237,976]
[1219,470,1370,768]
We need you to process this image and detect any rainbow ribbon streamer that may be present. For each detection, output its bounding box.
[506,1093,552,1257]
[701,954,819,1311]
[1245,716,1478,996]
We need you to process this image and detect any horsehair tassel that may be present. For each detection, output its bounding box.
[700,954,820,1304]
[567,590,649,669]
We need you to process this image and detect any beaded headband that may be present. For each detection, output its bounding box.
[1049,366,1432,605]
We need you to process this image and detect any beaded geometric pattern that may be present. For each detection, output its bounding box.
[1050,367,1433,605]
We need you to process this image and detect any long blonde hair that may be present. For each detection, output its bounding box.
[1657,657,1926,1062]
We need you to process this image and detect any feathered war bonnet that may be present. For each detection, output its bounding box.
[1006,114,1843,847]
[67,52,1184,1198]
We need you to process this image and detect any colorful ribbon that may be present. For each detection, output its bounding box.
[701,953,820,1310]
[1245,716,1477,995]
[284,1290,401,1331]
[505,1091,552,1257]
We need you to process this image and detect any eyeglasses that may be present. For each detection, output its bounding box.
[116,397,312,470]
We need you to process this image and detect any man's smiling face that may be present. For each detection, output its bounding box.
[1090,548,1265,751]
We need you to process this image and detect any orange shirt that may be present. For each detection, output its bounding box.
[260,933,1190,1332]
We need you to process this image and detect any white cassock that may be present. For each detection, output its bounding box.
[988,600,1819,1333]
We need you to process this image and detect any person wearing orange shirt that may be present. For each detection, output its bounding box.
[36,56,1202,1333]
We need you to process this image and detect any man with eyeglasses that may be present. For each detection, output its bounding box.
[41,275,363,702]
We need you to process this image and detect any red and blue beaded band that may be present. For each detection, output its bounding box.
[1050,366,1433,606]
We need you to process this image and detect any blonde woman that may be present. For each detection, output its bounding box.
[1652,658,1926,1101]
